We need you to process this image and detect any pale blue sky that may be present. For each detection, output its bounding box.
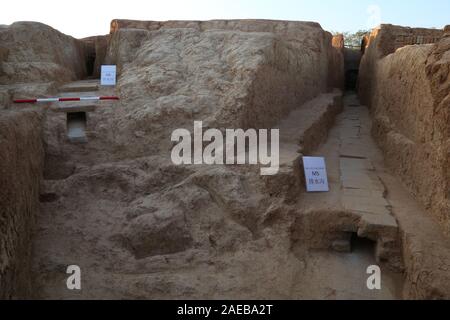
[1,0,449,38]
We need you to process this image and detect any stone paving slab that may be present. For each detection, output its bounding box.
[360,213,398,228]
[343,200,391,215]
[340,157,374,170]
[341,177,385,191]
[343,194,389,207]
[343,188,385,198]
[338,99,397,229]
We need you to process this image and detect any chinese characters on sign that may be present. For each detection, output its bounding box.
[101,65,117,86]
[302,156,329,192]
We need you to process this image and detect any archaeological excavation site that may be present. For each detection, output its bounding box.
[1,18,450,301]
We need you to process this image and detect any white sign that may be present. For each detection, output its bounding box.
[101,65,116,86]
[302,156,329,192]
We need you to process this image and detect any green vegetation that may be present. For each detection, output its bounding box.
[333,30,370,48]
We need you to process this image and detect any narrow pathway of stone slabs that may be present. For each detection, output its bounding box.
[338,96,397,229]
[294,93,404,300]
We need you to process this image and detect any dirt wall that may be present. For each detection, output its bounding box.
[359,25,450,234]
[107,19,344,90]
[0,22,88,85]
[90,19,345,162]
[359,24,443,106]
[329,34,345,90]
[368,24,442,57]
[0,110,44,299]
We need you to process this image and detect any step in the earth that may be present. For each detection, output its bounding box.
[50,101,98,113]
[59,80,99,93]
[358,213,398,239]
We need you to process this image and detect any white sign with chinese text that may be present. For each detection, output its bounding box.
[101,65,116,86]
[302,156,329,192]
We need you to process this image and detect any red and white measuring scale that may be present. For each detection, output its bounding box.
[13,96,120,103]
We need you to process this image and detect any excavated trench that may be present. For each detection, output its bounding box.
[28,79,407,300]
[344,48,362,90]
[283,44,406,298]
[26,42,406,300]
[3,21,450,300]
[287,91,406,299]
